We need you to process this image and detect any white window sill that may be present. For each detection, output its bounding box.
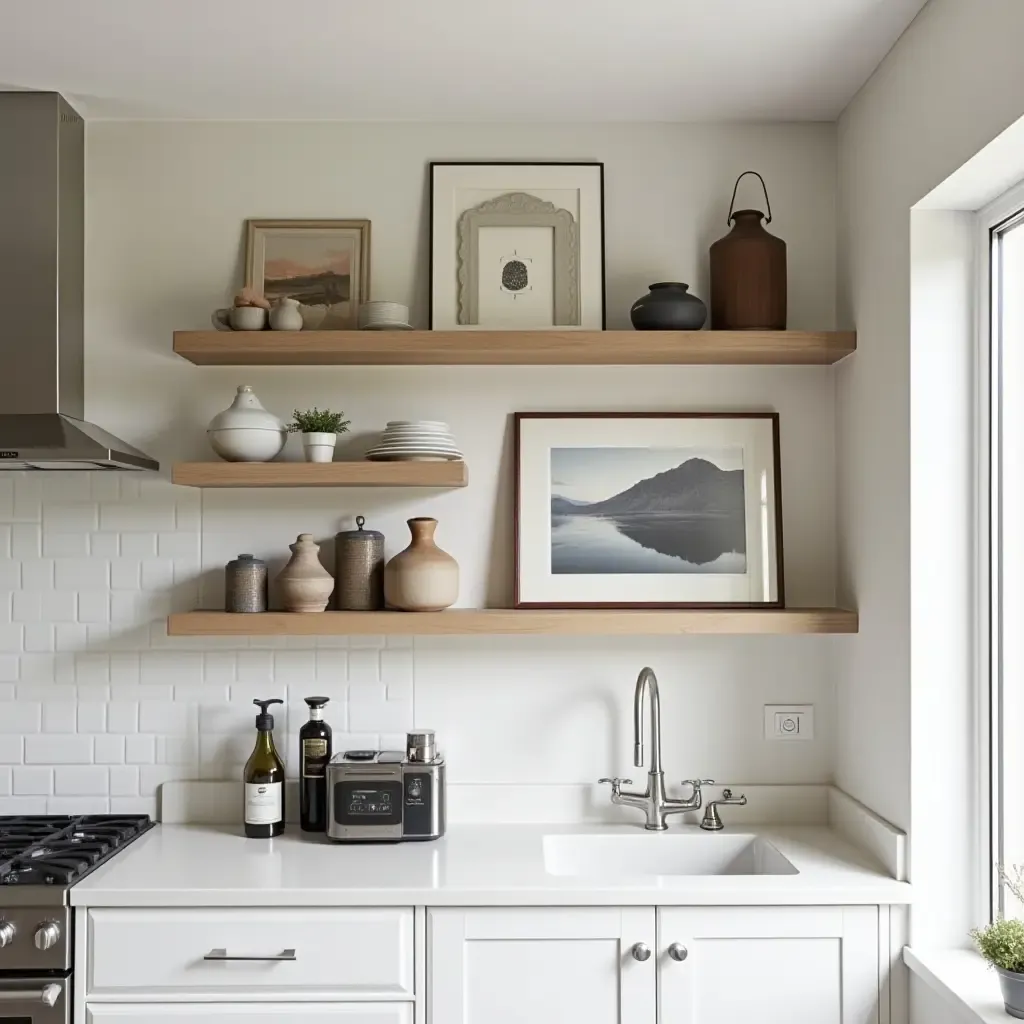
[904,947,1011,1024]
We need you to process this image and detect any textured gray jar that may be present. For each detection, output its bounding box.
[335,516,385,610]
[225,554,268,613]
[999,968,1024,1018]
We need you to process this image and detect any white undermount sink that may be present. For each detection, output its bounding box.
[543,832,799,878]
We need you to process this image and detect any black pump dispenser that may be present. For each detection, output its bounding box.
[244,697,285,838]
[254,697,283,731]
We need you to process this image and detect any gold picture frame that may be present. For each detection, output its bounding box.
[245,219,371,330]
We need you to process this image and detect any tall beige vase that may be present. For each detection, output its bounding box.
[277,533,335,612]
[385,518,458,612]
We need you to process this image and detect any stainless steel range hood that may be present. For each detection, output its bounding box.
[0,92,158,471]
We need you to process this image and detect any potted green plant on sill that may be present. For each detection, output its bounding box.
[972,866,1024,1018]
[288,408,351,464]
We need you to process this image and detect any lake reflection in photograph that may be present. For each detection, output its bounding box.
[549,446,747,575]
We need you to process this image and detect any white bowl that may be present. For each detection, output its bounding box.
[386,420,450,428]
[207,427,286,462]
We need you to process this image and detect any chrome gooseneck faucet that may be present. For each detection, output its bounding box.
[599,666,712,830]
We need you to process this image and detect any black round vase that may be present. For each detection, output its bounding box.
[630,282,708,331]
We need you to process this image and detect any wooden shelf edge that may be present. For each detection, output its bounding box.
[173,329,857,367]
[170,461,468,488]
[167,608,859,637]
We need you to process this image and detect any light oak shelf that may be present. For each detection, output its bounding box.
[167,608,859,637]
[173,329,856,367]
[171,461,468,488]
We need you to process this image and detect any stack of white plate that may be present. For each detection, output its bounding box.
[365,421,463,462]
[358,301,412,331]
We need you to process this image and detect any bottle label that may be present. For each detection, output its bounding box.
[302,738,329,778]
[245,782,282,825]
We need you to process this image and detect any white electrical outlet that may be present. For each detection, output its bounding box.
[764,704,814,741]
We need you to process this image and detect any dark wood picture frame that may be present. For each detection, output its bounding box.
[513,411,785,609]
[428,161,607,330]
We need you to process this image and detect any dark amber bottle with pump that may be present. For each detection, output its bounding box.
[300,696,332,831]
[244,698,285,838]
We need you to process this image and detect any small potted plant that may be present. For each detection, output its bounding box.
[288,408,351,463]
[972,866,1024,1018]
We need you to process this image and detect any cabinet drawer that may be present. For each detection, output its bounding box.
[86,908,414,999]
[87,1005,413,1024]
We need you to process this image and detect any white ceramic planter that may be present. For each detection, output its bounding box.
[302,432,337,463]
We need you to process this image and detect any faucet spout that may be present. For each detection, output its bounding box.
[633,667,661,773]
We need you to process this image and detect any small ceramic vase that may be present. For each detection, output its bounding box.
[630,282,707,330]
[302,432,337,463]
[277,534,335,613]
[269,297,304,331]
[206,385,287,462]
[212,306,267,331]
[384,518,459,612]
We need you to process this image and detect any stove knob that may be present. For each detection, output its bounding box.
[0,920,15,947]
[33,921,60,951]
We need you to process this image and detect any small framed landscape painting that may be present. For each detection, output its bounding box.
[429,162,605,330]
[514,412,784,609]
[245,219,371,330]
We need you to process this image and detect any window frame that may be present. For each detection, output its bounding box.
[978,179,1024,923]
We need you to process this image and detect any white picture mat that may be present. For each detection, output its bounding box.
[477,225,555,326]
[517,416,780,605]
[431,164,603,330]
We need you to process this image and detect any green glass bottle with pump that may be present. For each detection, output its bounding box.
[244,698,285,838]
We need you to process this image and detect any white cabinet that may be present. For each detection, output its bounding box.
[657,906,880,1024]
[86,907,414,999]
[427,906,880,1024]
[427,907,656,1024]
[87,1005,412,1024]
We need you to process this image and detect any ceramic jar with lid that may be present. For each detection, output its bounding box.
[384,518,458,612]
[277,534,335,613]
[335,516,385,610]
[206,385,287,462]
[225,554,268,613]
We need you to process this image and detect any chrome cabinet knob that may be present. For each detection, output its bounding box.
[33,921,60,951]
[631,942,652,962]
[668,942,688,962]
[0,920,14,948]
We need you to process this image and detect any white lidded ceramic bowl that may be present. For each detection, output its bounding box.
[207,385,286,462]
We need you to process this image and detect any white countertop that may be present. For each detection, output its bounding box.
[71,823,912,907]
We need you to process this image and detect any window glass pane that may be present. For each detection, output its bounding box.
[998,215,1024,914]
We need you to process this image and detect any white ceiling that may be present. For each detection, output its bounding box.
[0,0,927,121]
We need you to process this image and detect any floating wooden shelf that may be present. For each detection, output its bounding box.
[171,461,468,488]
[173,330,856,367]
[167,608,858,637]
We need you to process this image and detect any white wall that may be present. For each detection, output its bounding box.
[0,120,841,815]
[836,0,1024,1016]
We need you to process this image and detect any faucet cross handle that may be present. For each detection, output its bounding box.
[681,778,715,799]
[598,777,633,795]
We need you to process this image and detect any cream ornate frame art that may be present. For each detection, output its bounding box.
[429,163,605,330]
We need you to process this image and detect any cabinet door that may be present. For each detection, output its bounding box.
[428,907,655,1024]
[658,906,879,1024]
[87,1004,412,1024]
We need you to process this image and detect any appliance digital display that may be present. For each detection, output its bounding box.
[334,780,403,825]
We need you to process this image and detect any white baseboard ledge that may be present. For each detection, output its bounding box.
[904,947,1007,1024]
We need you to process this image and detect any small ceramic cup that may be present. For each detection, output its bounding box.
[212,306,268,331]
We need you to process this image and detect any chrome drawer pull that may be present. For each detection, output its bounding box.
[204,948,297,962]
[0,984,62,1006]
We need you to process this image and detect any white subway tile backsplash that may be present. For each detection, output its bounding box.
[42,702,77,733]
[0,737,22,764]
[90,533,120,557]
[24,735,91,764]
[20,560,52,591]
[12,767,52,795]
[347,648,381,683]
[22,624,54,653]
[124,734,156,764]
[54,766,108,795]
[139,701,192,735]
[0,703,40,733]
[120,533,156,558]
[94,734,126,764]
[11,524,41,558]
[106,701,138,734]
[0,626,23,653]
[55,558,109,590]
[77,592,110,624]
[108,765,139,796]
[77,702,108,733]
[110,559,141,590]
[47,796,109,814]
[43,533,90,557]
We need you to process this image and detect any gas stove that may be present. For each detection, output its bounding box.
[0,814,153,988]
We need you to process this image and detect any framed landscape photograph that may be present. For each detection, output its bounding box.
[429,162,605,330]
[514,412,784,608]
[245,219,371,330]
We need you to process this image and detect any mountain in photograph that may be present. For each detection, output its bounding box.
[551,457,744,516]
[264,270,350,306]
